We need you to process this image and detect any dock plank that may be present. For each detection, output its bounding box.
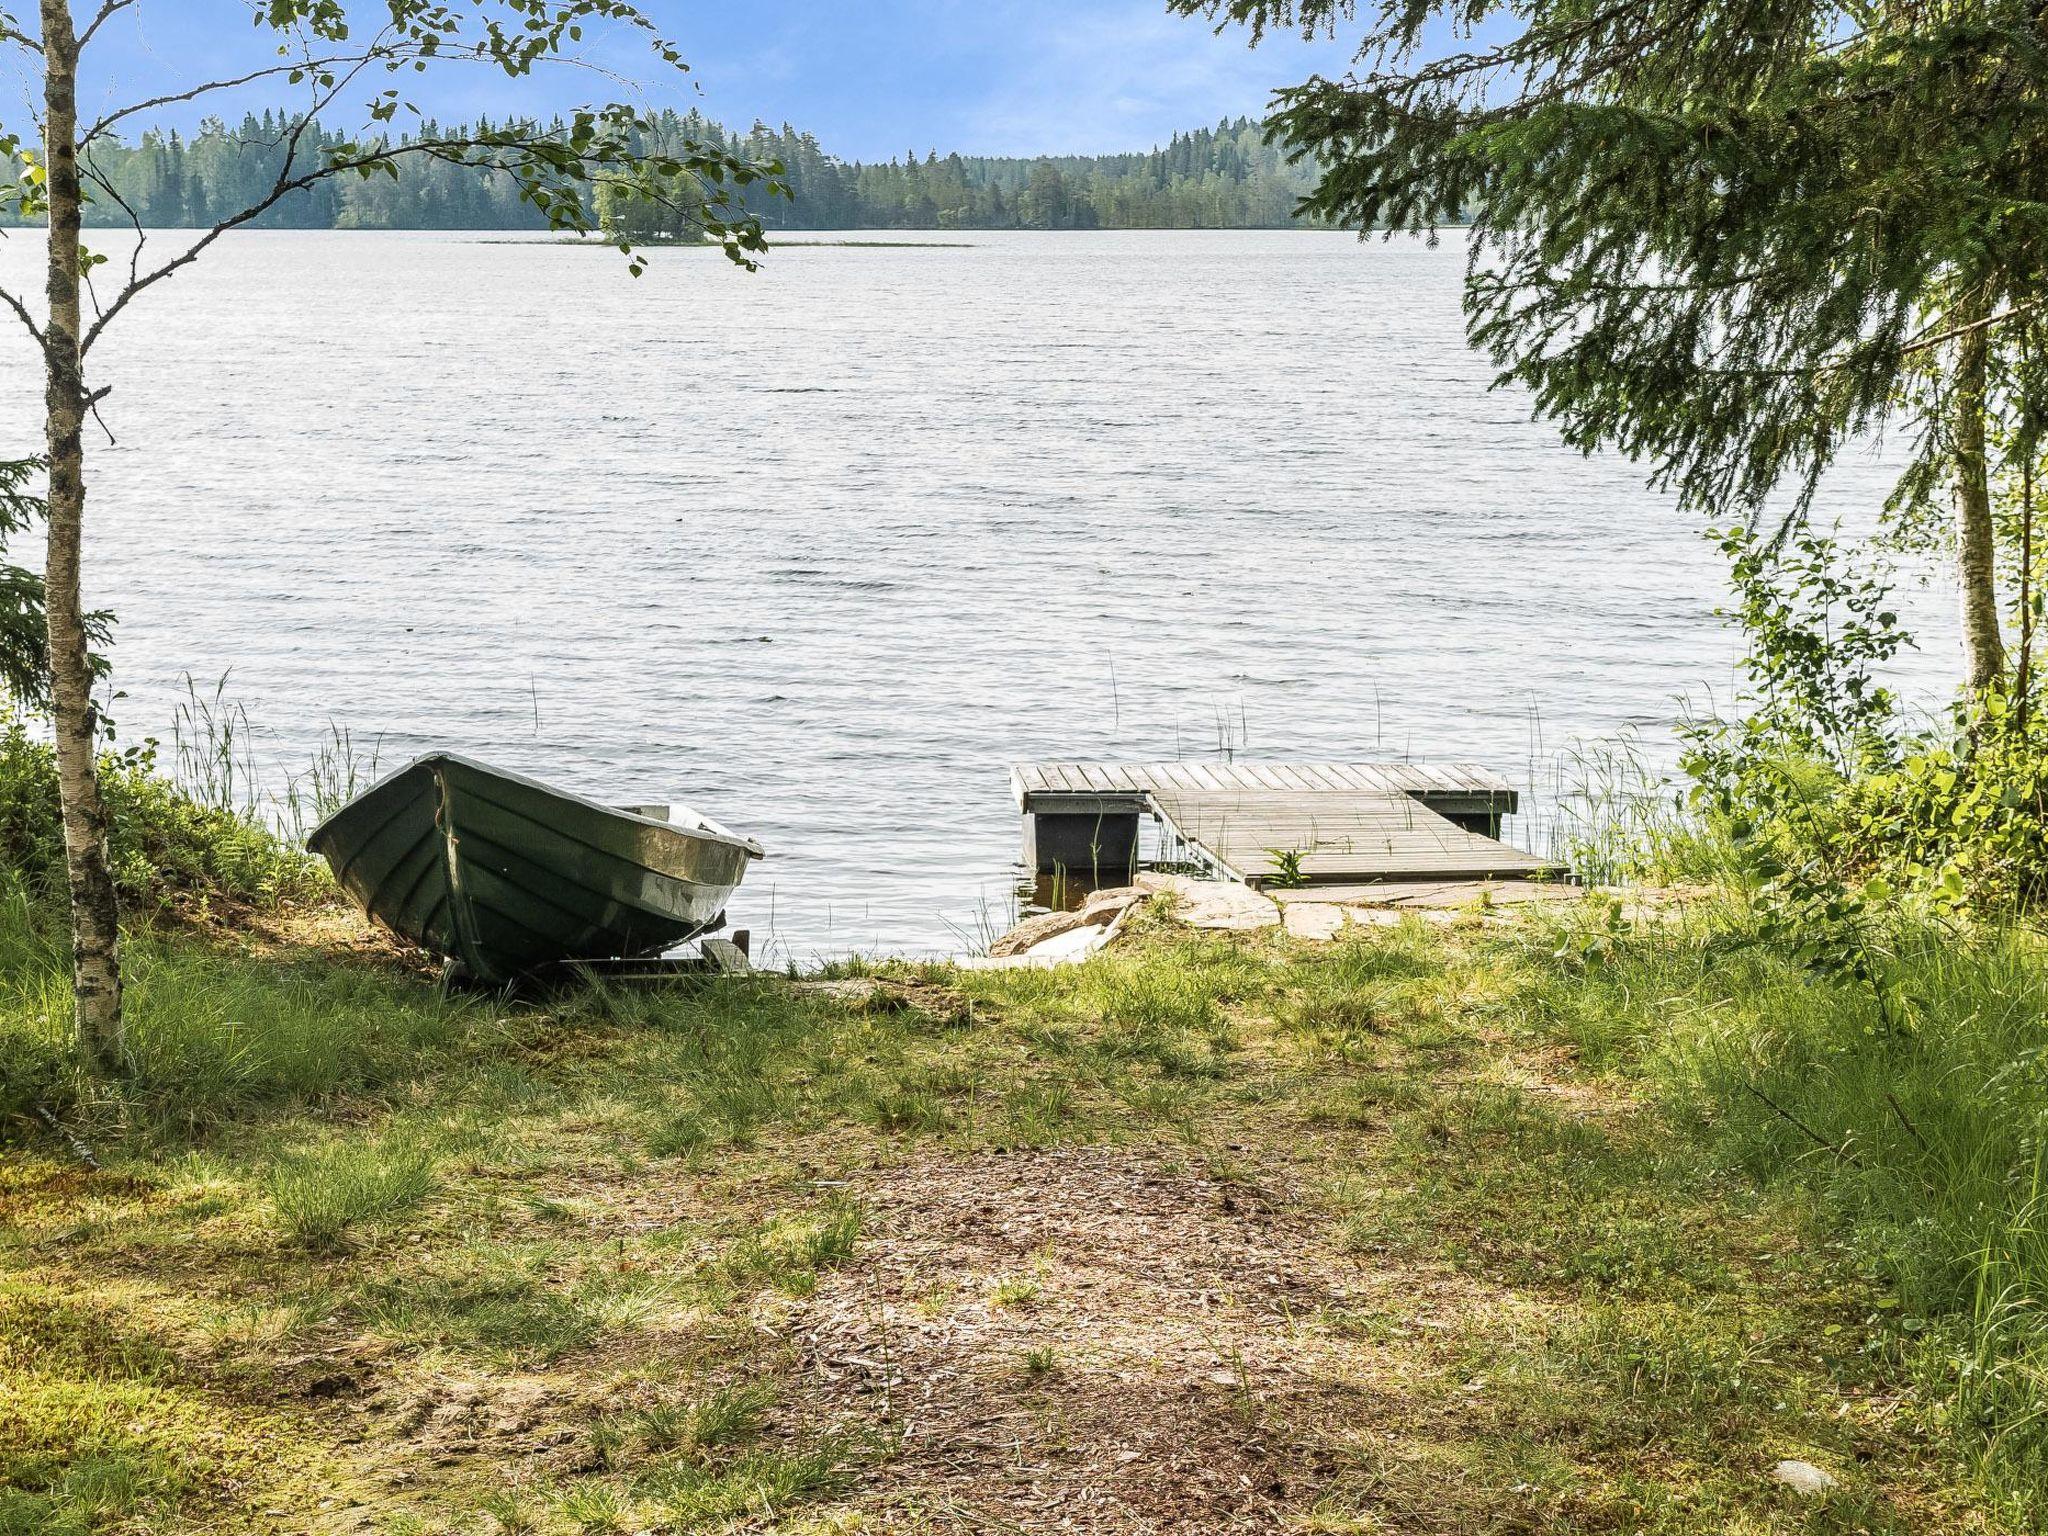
[1147,787,1556,885]
[1015,760,1544,881]
[1016,761,1519,817]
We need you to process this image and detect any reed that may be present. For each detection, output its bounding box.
[168,673,258,818]
[166,674,385,847]
[1541,731,1735,886]
[278,722,384,844]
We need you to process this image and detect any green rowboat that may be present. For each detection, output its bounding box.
[307,752,763,984]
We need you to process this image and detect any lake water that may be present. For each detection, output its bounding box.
[0,229,1960,960]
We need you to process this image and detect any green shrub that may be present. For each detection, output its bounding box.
[1836,690,2048,908]
[0,718,323,913]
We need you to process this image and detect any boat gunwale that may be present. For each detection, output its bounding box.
[308,751,766,862]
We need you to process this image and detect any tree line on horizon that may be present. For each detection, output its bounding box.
[0,110,1321,233]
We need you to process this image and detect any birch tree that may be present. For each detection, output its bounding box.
[0,0,778,1069]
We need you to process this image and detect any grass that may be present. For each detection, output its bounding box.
[265,1138,435,1252]
[627,1383,775,1458]
[1518,892,2048,1523]
[2,871,2043,1530]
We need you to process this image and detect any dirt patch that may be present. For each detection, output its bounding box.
[778,1146,1398,1533]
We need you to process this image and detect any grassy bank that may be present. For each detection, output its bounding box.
[4,863,2039,1533]
[4,727,2047,1530]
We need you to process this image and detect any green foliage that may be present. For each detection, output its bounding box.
[1672,528,1923,988]
[0,717,321,913]
[1264,845,1309,887]
[0,461,109,711]
[1687,526,1907,791]
[1840,689,2048,908]
[1679,526,2048,917]
[3,3,787,302]
[1183,0,2046,521]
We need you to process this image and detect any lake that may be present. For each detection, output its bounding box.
[0,229,1959,960]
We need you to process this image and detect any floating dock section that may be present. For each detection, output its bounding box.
[1011,761,1562,887]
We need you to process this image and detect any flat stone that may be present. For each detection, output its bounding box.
[1770,1459,1838,1496]
[989,909,1088,957]
[1270,879,1581,910]
[1078,885,1148,921]
[1281,903,1347,940]
[1266,881,1450,907]
[1025,924,1112,962]
[1339,906,1410,928]
[957,923,1111,970]
[989,887,1148,957]
[1135,873,1280,930]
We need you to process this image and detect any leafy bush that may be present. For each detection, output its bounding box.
[0,717,323,914]
[1837,688,2048,908]
[1678,526,1906,872]
[1679,526,2048,918]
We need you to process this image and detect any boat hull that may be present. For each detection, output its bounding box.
[308,754,759,984]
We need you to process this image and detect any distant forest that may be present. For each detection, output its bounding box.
[2,112,1323,232]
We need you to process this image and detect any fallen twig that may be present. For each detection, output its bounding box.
[1743,1083,1864,1168]
[1884,1090,1931,1153]
[33,1103,100,1171]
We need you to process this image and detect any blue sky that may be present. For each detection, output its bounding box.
[20,1,1360,160]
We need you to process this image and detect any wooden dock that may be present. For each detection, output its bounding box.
[1011,760,1562,887]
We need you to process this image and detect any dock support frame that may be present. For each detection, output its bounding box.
[1020,794,1143,882]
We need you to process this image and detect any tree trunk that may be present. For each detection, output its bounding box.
[1954,305,2007,693]
[40,0,124,1068]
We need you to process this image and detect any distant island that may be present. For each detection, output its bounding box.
[6,112,1322,233]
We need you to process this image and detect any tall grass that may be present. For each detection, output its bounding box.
[279,723,383,844]
[170,674,261,820]
[168,673,384,844]
[1541,732,1738,886]
[0,888,471,1135]
[1524,891,2048,1521]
